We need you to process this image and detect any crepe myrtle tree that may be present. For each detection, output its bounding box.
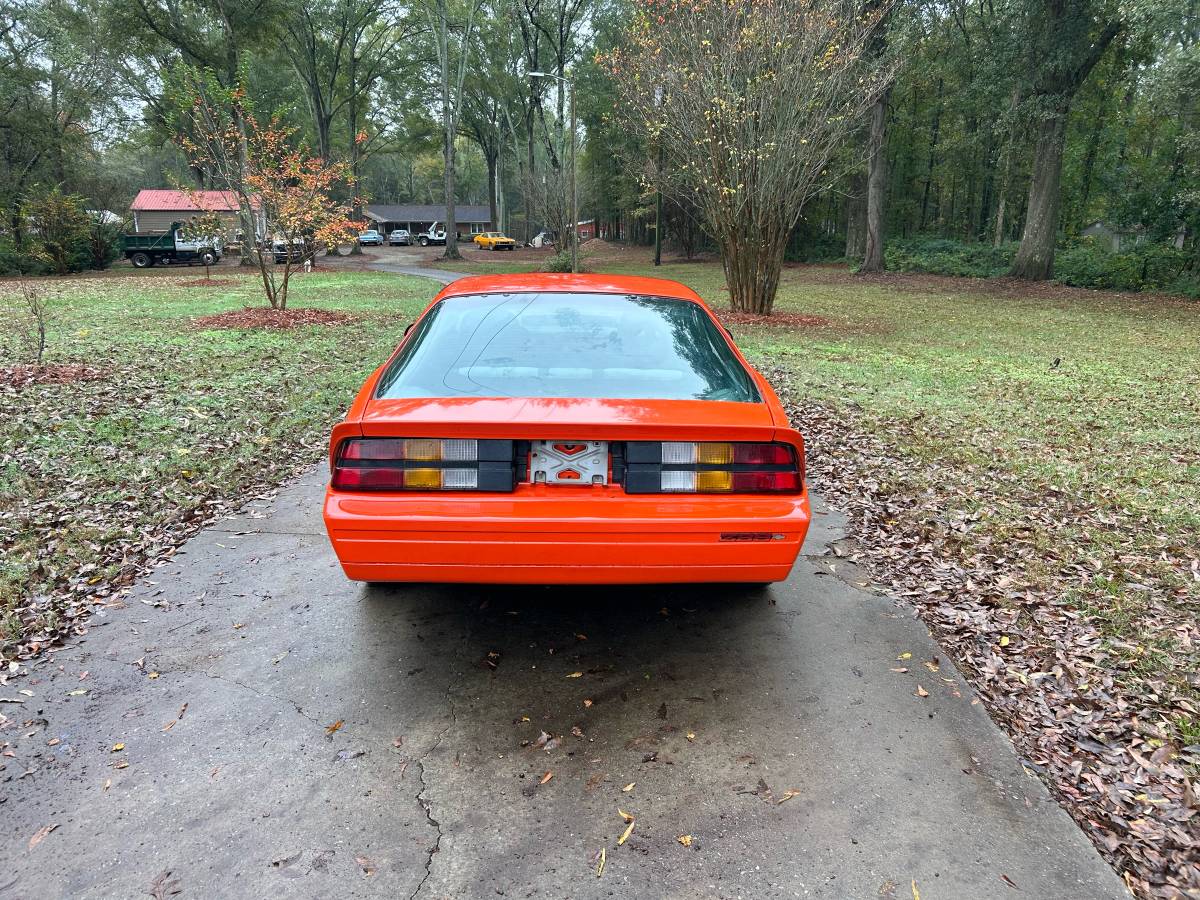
[175,74,359,310]
[605,0,895,314]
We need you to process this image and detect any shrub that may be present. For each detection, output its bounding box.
[542,249,585,273]
[1054,240,1189,293]
[883,237,1014,278]
[0,240,52,276]
[23,189,93,275]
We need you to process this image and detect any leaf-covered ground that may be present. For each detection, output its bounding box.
[435,248,1200,897]
[0,270,430,658]
[3,258,1198,895]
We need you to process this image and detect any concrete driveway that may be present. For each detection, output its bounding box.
[1,269,1128,900]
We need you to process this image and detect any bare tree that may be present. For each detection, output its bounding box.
[13,281,48,365]
[608,0,895,313]
[425,0,484,260]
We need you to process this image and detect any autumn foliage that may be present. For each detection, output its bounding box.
[174,70,360,310]
[605,0,894,313]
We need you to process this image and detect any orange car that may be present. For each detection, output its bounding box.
[322,273,811,584]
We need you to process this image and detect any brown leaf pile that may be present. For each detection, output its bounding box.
[1,364,108,389]
[763,364,1199,899]
[190,307,357,330]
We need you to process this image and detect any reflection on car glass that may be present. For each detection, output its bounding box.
[376,292,758,402]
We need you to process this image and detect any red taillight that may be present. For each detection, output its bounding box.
[330,438,515,492]
[731,471,800,492]
[624,441,803,494]
[733,443,793,465]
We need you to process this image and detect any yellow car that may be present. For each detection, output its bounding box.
[473,231,517,251]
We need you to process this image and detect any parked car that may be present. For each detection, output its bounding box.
[415,224,447,247]
[122,221,222,268]
[358,229,384,246]
[272,238,314,265]
[473,231,517,251]
[388,229,411,246]
[322,273,811,586]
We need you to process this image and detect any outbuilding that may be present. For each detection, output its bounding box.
[129,189,265,239]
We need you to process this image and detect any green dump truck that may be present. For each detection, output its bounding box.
[123,221,223,268]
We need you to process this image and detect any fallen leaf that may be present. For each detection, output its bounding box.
[543,736,562,752]
[533,731,551,749]
[571,726,584,738]
[47,738,60,747]
[915,685,929,698]
[540,771,554,785]
[575,632,587,641]
[778,789,801,804]
[890,667,909,673]
[325,720,344,736]
[112,760,129,769]
[111,742,124,752]
[677,834,692,847]
[148,672,160,679]
[1000,874,1017,889]
[354,855,376,876]
[566,672,583,678]
[686,731,696,742]
[911,879,920,900]
[595,846,606,877]
[583,699,594,708]
[897,652,912,660]
[29,823,59,848]
[923,659,940,673]
[147,869,182,899]
[102,779,111,791]
[67,688,87,696]
[622,782,635,792]
[999,635,1010,647]
[617,809,636,845]
[335,748,366,762]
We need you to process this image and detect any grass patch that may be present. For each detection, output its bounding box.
[0,270,432,651]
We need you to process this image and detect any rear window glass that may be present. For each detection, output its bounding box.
[376,292,759,402]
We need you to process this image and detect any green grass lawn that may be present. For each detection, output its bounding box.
[0,270,433,647]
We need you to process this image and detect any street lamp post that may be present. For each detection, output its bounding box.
[530,71,578,274]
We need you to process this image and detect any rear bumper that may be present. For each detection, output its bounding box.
[323,486,811,584]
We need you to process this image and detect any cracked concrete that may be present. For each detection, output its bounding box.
[1,465,1129,899]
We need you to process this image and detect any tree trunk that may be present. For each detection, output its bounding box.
[919,78,943,231]
[721,231,788,314]
[486,151,498,231]
[845,169,867,260]
[860,85,891,273]
[439,1,461,262]
[1010,105,1067,280]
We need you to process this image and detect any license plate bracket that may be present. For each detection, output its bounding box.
[530,440,609,485]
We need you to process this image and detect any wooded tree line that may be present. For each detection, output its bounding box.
[2,0,1197,302]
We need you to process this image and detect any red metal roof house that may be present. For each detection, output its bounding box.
[129,189,265,237]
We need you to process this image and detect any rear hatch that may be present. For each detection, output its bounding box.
[359,396,780,442]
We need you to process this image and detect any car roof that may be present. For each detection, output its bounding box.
[434,273,704,302]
